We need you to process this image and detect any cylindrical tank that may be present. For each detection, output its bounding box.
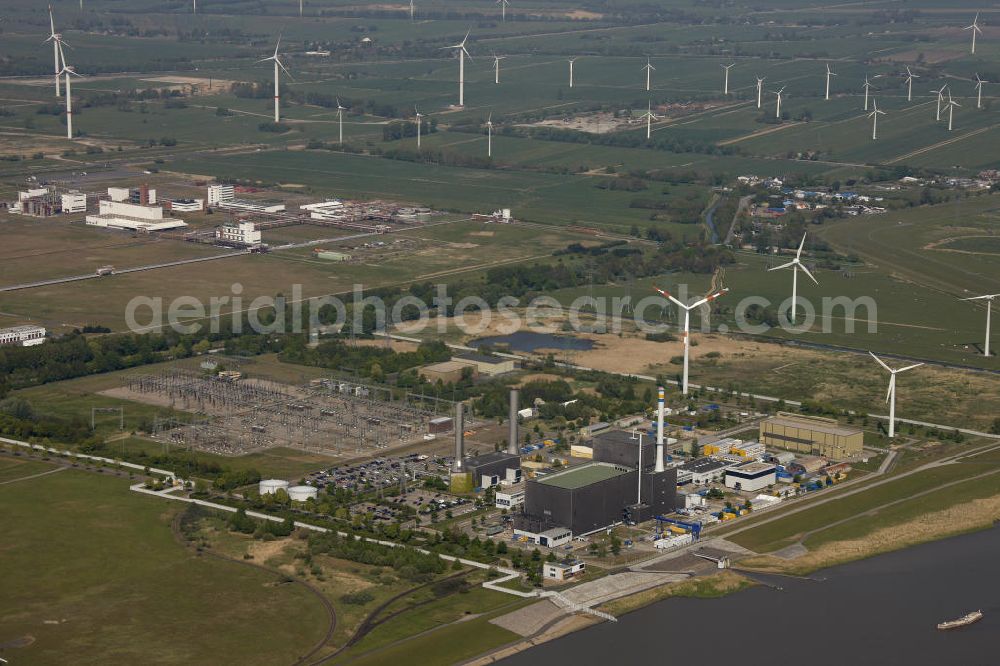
[287,485,318,502]
[507,389,519,455]
[259,479,290,495]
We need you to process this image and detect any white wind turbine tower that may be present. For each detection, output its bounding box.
[641,100,658,139]
[825,64,836,100]
[336,98,345,144]
[441,30,472,107]
[768,232,818,323]
[259,37,290,123]
[492,53,505,84]
[870,352,923,438]
[904,66,918,102]
[300,0,304,17]
[965,13,983,54]
[568,57,577,88]
[497,0,510,23]
[862,75,878,111]
[974,73,986,109]
[44,5,65,98]
[755,76,765,108]
[654,286,729,395]
[57,43,82,140]
[932,84,948,120]
[962,293,999,357]
[722,63,735,95]
[485,112,494,157]
[946,93,960,130]
[869,99,885,140]
[193,0,197,13]
[642,57,655,92]
[773,86,786,118]
[415,107,423,149]
[409,0,414,21]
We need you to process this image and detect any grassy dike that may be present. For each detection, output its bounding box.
[598,571,754,617]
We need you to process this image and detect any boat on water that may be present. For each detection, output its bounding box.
[937,610,983,630]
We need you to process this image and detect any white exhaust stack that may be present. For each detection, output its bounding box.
[507,389,519,455]
[453,403,464,471]
[655,386,665,473]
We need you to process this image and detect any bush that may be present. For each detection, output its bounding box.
[340,590,375,605]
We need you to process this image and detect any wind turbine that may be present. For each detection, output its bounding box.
[756,76,765,109]
[568,57,577,88]
[773,86,786,119]
[870,352,922,438]
[492,53,505,84]
[485,112,493,157]
[946,93,960,131]
[641,100,658,139]
[193,0,196,13]
[862,75,878,111]
[642,57,655,92]
[336,98,345,144]
[932,84,948,121]
[415,107,423,149]
[869,99,886,140]
[904,66,918,102]
[653,286,729,395]
[962,293,999,357]
[44,5,65,98]
[258,37,290,123]
[825,64,836,100]
[57,43,82,140]
[409,0,414,21]
[768,232,818,323]
[497,0,509,22]
[300,0,304,17]
[722,63,735,95]
[975,73,986,109]
[965,12,983,54]
[441,30,472,107]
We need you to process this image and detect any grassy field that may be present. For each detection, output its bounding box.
[723,456,1000,554]
[0,466,331,664]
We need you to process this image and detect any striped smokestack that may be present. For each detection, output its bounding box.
[453,402,464,471]
[655,386,666,473]
[507,389,519,455]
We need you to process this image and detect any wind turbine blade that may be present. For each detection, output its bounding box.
[896,363,924,373]
[869,351,892,372]
[796,232,806,258]
[798,263,819,285]
[49,5,55,34]
[653,287,686,310]
[768,260,796,271]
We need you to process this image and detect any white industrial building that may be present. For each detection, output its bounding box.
[543,560,585,581]
[301,200,345,220]
[108,186,156,205]
[0,325,46,347]
[216,221,262,246]
[219,199,286,214]
[60,191,87,213]
[677,457,736,485]
[207,184,235,206]
[513,526,572,548]
[495,488,525,510]
[725,462,777,492]
[86,200,187,232]
[167,198,204,212]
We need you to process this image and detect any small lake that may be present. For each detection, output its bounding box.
[469,331,594,353]
[499,526,1000,666]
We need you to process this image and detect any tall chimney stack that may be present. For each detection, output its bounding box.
[507,389,519,455]
[655,386,666,473]
[453,402,464,471]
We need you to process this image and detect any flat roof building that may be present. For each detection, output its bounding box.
[543,560,585,581]
[453,352,516,376]
[85,200,187,232]
[725,461,777,492]
[463,451,521,489]
[760,413,863,459]
[0,325,46,347]
[679,457,735,484]
[591,429,656,470]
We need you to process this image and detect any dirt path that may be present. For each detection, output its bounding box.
[718,121,805,146]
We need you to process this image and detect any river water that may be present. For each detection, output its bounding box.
[499,526,1000,666]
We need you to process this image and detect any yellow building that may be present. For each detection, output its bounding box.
[759,412,863,460]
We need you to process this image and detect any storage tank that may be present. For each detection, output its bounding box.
[288,485,318,502]
[259,479,290,495]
